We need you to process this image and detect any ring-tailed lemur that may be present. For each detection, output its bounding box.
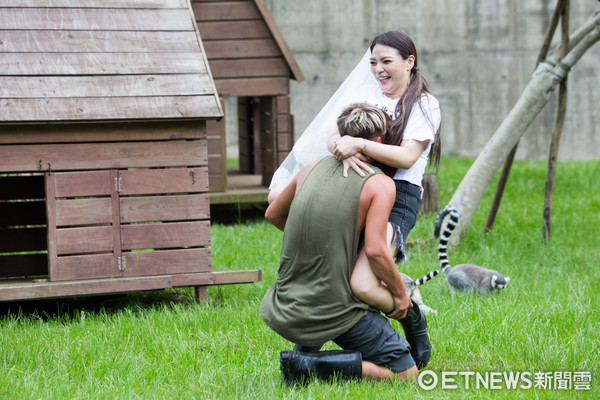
[434,206,510,293]
[399,270,439,314]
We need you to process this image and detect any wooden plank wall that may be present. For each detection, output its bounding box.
[46,167,211,282]
[193,0,291,97]
[0,0,221,122]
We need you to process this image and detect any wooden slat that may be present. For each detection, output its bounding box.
[211,269,262,285]
[208,173,225,193]
[192,2,261,21]
[0,141,207,173]
[0,9,194,31]
[196,20,270,40]
[170,272,213,287]
[260,96,277,186]
[55,198,113,227]
[277,114,290,133]
[0,200,46,227]
[0,254,47,278]
[209,190,268,205]
[0,121,205,145]
[209,58,288,78]
[54,253,115,281]
[45,172,59,280]
[51,250,212,281]
[1,1,188,8]
[121,221,210,250]
[123,248,211,276]
[0,175,45,200]
[0,95,221,123]
[203,38,280,59]
[252,97,262,175]
[0,276,173,302]
[277,132,293,151]
[119,167,209,195]
[0,31,200,53]
[253,0,304,82]
[238,98,251,173]
[120,194,210,223]
[110,169,122,272]
[207,134,223,154]
[0,75,214,99]
[0,227,46,252]
[53,170,112,198]
[276,95,289,114]
[207,156,225,174]
[0,53,207,76]
[206,116,226,191]
[56,226,113,255]
[214,77,289,97]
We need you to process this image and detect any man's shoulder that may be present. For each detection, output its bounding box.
[363,173,395,197]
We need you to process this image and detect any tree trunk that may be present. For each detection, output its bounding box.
[447,9,600,245]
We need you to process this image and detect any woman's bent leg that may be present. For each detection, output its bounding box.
[350,223,397,313]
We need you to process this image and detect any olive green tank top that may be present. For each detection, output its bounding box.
[260,157,380,347]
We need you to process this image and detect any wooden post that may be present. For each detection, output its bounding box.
[485,142,518,233]
[420,173,439,215]
[543,0,570,241]
[194,286,208,304]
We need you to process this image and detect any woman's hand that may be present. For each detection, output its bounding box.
[332,135,362,160]
[341,154,374,178]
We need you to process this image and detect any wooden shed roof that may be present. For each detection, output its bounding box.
[251,0,303,83]
[0,0,222,124]
[193,0,304,97]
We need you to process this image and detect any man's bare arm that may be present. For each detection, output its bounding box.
[361,174,412,318]
[265,160,318,231]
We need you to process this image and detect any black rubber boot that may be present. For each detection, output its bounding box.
[399,299,431,369]
[280,349,363,386]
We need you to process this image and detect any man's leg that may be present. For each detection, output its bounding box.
[362,361,418,381]
[334,312,417,379]
[280,349,362,385]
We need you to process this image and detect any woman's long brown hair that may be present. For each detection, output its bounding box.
[370,31,441,170]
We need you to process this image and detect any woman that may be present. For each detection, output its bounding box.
[329,31,441,316]
[269,31,441,317]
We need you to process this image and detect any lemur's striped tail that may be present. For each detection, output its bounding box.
[434,206,459,272]
[414,269,439,286]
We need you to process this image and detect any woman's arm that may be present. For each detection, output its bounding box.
[333,136,429,170]
[327,131,341,154]
[329,131,375,177]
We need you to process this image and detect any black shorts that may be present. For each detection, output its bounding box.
[388,180,422,263]
[333,311,415,373]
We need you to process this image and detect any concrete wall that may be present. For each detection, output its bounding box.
[263,0,600,161]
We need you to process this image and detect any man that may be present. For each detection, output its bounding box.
[260,103,430,383]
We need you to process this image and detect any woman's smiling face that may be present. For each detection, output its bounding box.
[370,44,414,99]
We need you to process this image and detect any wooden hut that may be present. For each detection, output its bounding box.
[0,0,261,303]
[192,0,304,204]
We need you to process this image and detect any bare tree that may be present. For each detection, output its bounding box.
[446,7,600,245]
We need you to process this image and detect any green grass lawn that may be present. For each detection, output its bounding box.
[1,158,598,399]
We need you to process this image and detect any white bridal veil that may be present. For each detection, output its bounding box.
[269,49,377,193]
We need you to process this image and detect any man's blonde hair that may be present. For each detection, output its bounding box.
[336,102,387,140]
